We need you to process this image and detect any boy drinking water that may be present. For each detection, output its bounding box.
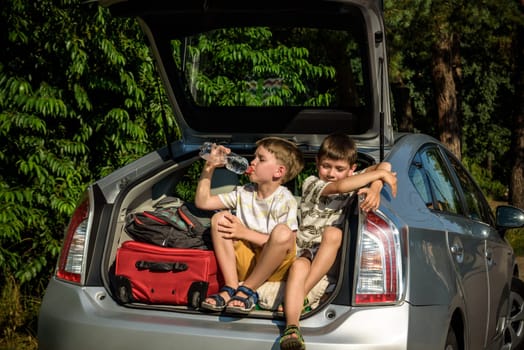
[195,137,304,315]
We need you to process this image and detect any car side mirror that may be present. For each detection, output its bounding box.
[496,205,524,229]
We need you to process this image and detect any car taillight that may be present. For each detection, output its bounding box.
[55,195,91,284]
[354,210,402,305]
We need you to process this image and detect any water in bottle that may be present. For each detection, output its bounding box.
[199,142,249,175]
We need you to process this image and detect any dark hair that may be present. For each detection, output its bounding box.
[317,132,357,166]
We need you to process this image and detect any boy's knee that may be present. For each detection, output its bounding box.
[291,257,310,272]
[272,223,291,232]
[323,227,343,247]
[210,211,228,236]
[210,211,221,226]
[270,224,295,244]
[211,210,228,223]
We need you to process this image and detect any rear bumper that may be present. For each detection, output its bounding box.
[38,278,447,350]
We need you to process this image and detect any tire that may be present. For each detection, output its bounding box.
[503,277,524,350]
[191,290,201,308]
[444,326,459,350]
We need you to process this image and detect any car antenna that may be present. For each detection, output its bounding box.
[379,57,384,162]
[376,31,385,162]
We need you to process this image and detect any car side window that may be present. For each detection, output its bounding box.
[409,146,463,215]
[447,153,495,226]
[408,160,432,206]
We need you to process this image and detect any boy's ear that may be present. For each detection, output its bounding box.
[346,163,358,177]
[274,164,286,179]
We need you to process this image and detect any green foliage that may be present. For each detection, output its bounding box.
[175,27,347,107]
[463,158,508,200]
[175,162,204,202]
[384,0,521,199]
[0,273,39,350]
[507,228,524,256]
[1,0,177,342]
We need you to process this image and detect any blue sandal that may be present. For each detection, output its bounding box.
[225,285,259,315]
[200,285,236,312]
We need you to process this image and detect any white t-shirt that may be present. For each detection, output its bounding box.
[218,183,299,234]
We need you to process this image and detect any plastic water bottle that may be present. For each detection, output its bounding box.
[199,142,249,174]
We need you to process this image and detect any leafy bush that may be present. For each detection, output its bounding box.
[463,158,508,201]
[0,273,38,350]
[507,228,524,257]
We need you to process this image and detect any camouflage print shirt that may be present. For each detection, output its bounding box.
[296,175,355,250]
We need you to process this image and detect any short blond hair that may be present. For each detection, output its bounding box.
[256,137,304,184]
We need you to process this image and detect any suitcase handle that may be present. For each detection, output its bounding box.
[135,260,188,272]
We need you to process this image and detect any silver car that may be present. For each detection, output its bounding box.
[37,0,524,349]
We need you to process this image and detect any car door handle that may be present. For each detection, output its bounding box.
[485,249,494,265]
[450,245,464,255]
[450,244,464,263]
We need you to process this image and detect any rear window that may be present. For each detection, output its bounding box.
[176,27,368,109]
[149,12,373,134]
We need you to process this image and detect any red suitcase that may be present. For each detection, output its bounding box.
[114,240,222,307]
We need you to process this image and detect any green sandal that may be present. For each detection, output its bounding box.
[200,285,236,312]
[280,325,305,350]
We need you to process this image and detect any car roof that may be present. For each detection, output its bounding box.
[97,0,393,151]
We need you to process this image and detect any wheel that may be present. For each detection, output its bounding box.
[444,326,459,350]
[191,290,202,308]
[503,277,524,350]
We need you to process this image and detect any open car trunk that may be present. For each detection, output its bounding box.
[104,146,373,316]
[93,0,392,318]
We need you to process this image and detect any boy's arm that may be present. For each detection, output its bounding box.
[194,146,230,211]
[322,164,397,198]
[359,162,393,212]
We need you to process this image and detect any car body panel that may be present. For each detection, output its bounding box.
[41,278,448,350]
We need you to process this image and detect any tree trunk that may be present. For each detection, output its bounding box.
[392,82,413,132]
[510,0,524,209]
[432,33,461,159]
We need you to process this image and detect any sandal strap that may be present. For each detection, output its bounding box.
[236,285,259,304]
[220,285,236,297]
[283,325,300,336]
[206,293,227,306]
[280,325,305,347]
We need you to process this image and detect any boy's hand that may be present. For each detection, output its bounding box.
[383,171,398,197]
[216,211,246,240]
[205,144,230,168]
[357,170,397,212]
[358,186,380,212]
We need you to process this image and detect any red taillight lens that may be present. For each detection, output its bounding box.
[355,210,402,304]
[55,197,90,284]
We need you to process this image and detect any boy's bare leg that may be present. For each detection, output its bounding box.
[304,227,342,293]
[228,224,295,306]
[281,227,342,333]
[203,212,239,305]
[284,257,311,327]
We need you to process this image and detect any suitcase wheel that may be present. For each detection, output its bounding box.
[188,281,209,308]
